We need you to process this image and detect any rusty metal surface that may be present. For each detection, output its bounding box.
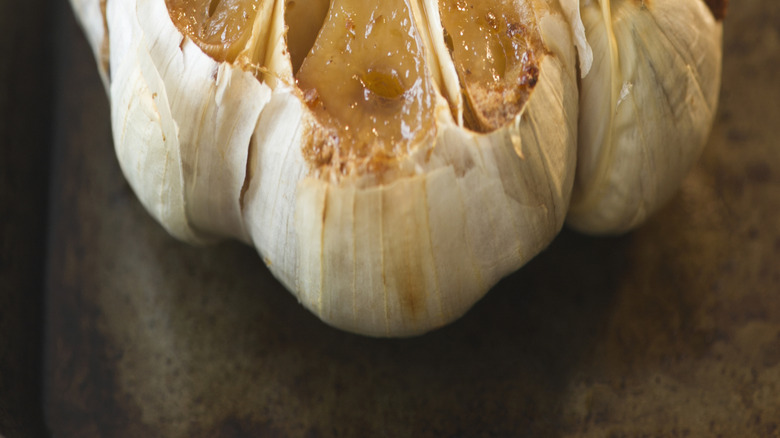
[42,1,780,436]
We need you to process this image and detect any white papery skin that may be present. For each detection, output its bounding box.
[567,0,723,234]
[73,0,580,336]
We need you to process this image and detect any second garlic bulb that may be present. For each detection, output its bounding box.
[567,0,723,234]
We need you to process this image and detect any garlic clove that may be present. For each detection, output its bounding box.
[107,0,207,243]
[567,0,723,234]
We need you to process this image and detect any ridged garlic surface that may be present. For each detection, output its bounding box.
[567,0,723,234]
[71,0,580,336]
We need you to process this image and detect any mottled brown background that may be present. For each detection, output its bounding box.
[2,0,779,436]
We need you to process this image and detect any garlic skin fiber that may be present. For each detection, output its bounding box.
[71,0,580,337]
[567,0,723,234]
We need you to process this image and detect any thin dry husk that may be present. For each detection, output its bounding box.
[71,0,581,336]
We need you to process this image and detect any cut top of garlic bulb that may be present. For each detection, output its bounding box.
[157,0,572,181]
[74,0,582,336]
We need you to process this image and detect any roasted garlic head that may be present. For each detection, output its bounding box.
[69,0,723,336]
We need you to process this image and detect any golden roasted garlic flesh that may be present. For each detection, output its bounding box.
[68,0,723,336]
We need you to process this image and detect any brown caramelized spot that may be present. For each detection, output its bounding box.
[358,69,406,100]
[166,0,261,61]
[208,0,220,17]
[703,0,728,20]
[296,0,436,175]
[285,0,330,73]
[439,0,543,132]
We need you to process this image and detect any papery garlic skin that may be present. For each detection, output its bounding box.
[567,0,723,234]
[71,0,580,336]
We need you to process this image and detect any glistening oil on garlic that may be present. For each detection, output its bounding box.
[166,0,262,61]
[439,0,543,131]
[295,0,436,177]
